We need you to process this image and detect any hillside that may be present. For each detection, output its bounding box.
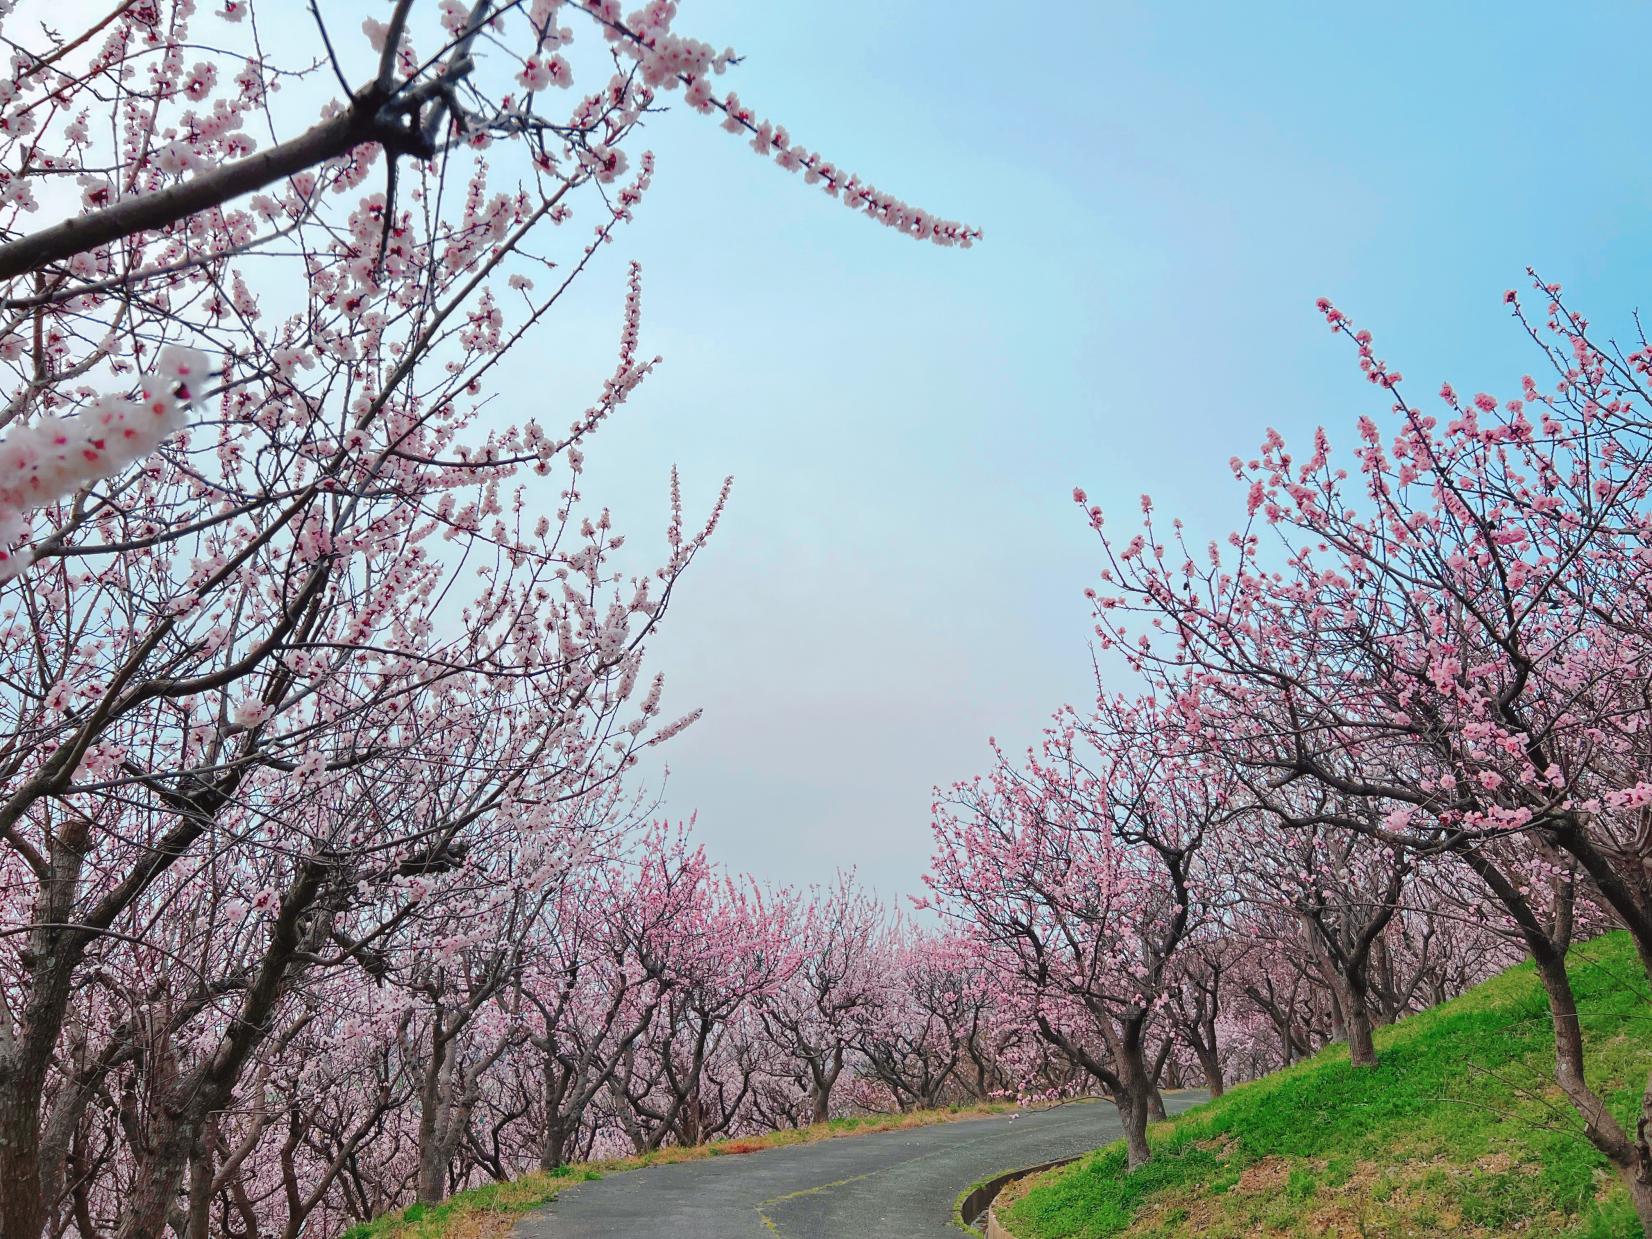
[1001,932,1652,1239]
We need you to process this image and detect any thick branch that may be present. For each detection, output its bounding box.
[0,77,451,283]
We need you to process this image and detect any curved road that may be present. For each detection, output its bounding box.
[517,1094,1205,1239]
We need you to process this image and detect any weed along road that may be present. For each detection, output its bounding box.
[517,1095,1205,1238]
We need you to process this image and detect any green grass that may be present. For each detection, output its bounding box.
[340,1166,597,1239]
[340,1101,1016,1239]
[1003,931,1652,1239]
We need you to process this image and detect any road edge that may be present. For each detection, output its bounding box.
[953,1156,1077,1234]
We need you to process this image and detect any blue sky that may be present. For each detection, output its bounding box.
[492,1,1652,899]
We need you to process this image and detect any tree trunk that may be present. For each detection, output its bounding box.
[1195,1047,1225,1099]
[1325,982,1347,1044]
[1,822,97,1239]
[681,1091,704,1147]
[1334,976,1377,1068]
[1146,1086,1167,1121]
[416,1134,448,1205]
[38,1064,100,1239]
[1534,965,1652,1232]
[417,1008,450,1205]
[114,1117,198,1239]
[1625,1174,1652,1236]
[117,862,330,1236]
[1533,947,1631,1160]
[185,1138,213,1239]
[1112,1022,1154,1170]
[1116,1084,1151,1170]
[539,1117,569,1172]
[1277,1020,1296,1066]
[0,1075,47,1239]
[1344,1002,1377,1067]
[807,1049,840,1126]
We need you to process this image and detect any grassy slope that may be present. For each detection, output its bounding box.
[1004,931,1652,1239]
[341,1102,1015,1239]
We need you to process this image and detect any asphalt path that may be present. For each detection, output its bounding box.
[517,1094,1205,1239]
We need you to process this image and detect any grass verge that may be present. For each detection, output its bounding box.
[343,1101,1017,1239]
[1003,931,1652,1238]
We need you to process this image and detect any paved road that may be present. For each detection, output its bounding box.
[517,1094,1205,1239]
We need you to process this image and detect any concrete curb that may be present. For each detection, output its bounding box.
[957,1156,1077,1235]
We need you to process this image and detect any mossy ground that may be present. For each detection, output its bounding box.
[1004,931,1652,1239]
[342,1101,1016,1239]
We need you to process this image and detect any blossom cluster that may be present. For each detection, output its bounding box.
[0,346,209,578]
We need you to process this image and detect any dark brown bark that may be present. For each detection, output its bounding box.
[415,1008,458,1205]
[806,1045,844,1126]
[1194,1045,1225,1099]
[185,1132,212,1239]
[1146,1087,1167,1123]
[1335,974,1378,1069]
[113,860,328,1239]
[0,68,461,285]
[1451,848,1652,1225]
[1117,1034,1154,1170]
[1034,1011,1155,1170]
[0,1079,47,1239]
[0,815,96,1239]
[1344,1003,1377,1068]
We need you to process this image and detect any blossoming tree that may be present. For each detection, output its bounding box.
[1074,279,1652,1221]
[928,696,1229,1168]
[0,1,975,1235]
